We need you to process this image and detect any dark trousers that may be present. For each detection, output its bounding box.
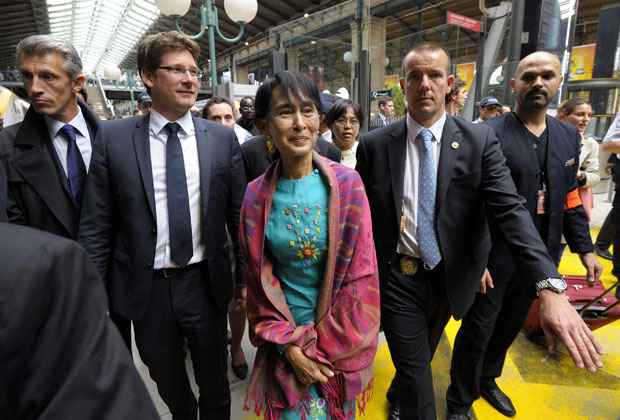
[134,264,230,420]
[446,274,533,413]
[382,259,450,420]
[596,208,617,250]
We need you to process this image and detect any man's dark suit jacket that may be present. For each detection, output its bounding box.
[0,223,159,420]
[240,134,342,181]
[79,115,246,321]
[0,101,99,238]
[485,113,593,281]
[0,158,7,222]
[356,116,559,319]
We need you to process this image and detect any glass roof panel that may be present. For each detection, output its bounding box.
[45,0,160,74]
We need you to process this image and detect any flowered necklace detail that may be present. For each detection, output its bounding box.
[283,201,323,266]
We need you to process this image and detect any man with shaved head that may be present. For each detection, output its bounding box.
[447,51,602,419]
[357,45,603,420]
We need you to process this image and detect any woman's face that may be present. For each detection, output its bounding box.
[266,86,320,160]
[564,103,592,134]
[455,88,467,108]
[331,107,360,151]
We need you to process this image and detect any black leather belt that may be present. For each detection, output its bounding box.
[395,254,429,276]
[155,263,201,278]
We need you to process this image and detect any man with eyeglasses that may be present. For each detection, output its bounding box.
[79,31,246,420]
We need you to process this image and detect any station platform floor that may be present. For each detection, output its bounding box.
[136,189,620,420]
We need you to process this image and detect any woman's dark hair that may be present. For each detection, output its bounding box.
[558,97,590,116]
[445,78,467,105]
[254,71,322,120]
[324,99,364,128]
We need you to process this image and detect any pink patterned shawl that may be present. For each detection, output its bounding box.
[240,152,380,419]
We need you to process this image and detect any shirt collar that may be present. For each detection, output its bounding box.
[44,106,88,139]
[406,111,447,143]
[150,108,194,136]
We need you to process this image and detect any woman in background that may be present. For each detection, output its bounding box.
[324,99,363,169]
[240,71,379,419]
[557,97,600,219]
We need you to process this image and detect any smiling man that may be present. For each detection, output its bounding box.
[356,43,603,420]
[0,35,99,238]
[79,31,246,420]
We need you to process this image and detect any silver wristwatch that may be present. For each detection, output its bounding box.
[535,277,567,296]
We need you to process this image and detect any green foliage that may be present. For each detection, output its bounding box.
[390,84,407,118]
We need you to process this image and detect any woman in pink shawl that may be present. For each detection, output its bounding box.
[240,71,380,419]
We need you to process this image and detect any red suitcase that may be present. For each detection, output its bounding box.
[524,275,620,333]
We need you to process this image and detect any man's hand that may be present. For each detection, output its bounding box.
[539,290,603,372]
[479,268,494,294]
[579,252,603,285]
[284,345,334,385]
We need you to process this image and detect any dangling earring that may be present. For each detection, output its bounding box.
[265,136,277,159]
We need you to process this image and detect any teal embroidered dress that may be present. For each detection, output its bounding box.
[266,168,329,420]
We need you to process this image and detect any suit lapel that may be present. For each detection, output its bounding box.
[194,117,213,230]
[132,114,156,221]
[436,116,460,212]
[388,120,407,224]
[11,113,75,234]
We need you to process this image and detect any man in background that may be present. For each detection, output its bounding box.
[236,95,259,135]
[202,96,252,144]
[474,96,503,123]
[370,98,396,129]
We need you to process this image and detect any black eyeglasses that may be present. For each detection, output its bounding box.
[157,66,203,79]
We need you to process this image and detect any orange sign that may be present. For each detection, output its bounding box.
[456,62,476,92]
[447,11,482,32]
[569,44,596,81]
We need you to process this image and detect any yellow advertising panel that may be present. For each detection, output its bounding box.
[384,74,399,88]
[456,62,476,92]
[569,44,596,81]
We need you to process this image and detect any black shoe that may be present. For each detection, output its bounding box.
[480,383,516,417]
[446,412,471,420]
[388,403,400,420]
[595,246,613,261]
[231,362,248,380]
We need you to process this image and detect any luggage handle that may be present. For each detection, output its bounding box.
[576,279,619,316]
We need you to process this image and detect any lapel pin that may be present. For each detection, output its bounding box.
[451,141,460,150]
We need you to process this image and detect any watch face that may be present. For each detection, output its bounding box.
[549,277,567,290]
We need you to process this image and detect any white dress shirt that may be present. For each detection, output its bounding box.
[45,108,92,175]
[340,141,359,168]
[603,112,620,158]
[397,112,446,258]
[149,109,205,269]
[233,123,252,145]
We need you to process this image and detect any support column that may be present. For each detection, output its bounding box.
[286,47,301,72]
[350,16,387,92]
[235,64,249,84]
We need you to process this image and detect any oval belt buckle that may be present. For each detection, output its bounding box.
[400,256,418,276]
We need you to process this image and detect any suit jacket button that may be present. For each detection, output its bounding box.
[151,228,156,234]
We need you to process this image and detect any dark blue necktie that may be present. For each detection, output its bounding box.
[417,128,441,269]
[165,122,193,266]
[59,124,86,204]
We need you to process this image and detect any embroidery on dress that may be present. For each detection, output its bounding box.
[283,202,323,266]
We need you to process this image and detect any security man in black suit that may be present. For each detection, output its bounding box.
[355,43,603,420]
[0,158,7,222]
[0,35,98,239]
[447,52,602,419]
[79,32,245,420]
[0,223,159,420]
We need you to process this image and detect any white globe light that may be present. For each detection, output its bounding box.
[155,0,191,16]
[384,57,390,67]
[103,64,122,81]
[343,51,353,63]
[225,0,257,23]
